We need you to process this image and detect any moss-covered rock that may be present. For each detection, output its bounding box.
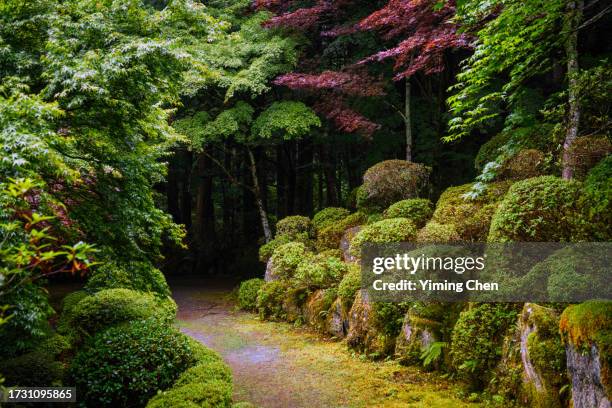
[395,313,439,367]
[303,290,327,330]
[237,278,265,311]
[275,215,314,238]
[316,212,367,251]
[432,181,511,241]
[326,297,350,338]
[282,287,308,323]
[349,218,417,259]
[497,149,546,181]
[346,292,396,359]
[312,207,351,231]
[383,198,433,228]
[269,242,311,280]
[560,301,612,408]
[416,222,460,243]
[358,160,430,212]
[488,176,588,242]
[340,225,362,263]
[567,135,612,180]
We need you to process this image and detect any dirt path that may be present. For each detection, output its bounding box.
[171,277,481,408]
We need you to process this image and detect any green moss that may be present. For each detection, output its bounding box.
[35,334,72,357]
[270,242,311,279]
[416,222,460,243]
[566,135,612,180]
[358,160,431,212]
[383,198,433,228]
[488,176,589,242]
[312,207,351,231]
[560,301,612,355]
[350,218,417,258]
[57,290,88,336]
[337,264,361,309]
[433,181,511,241]
[146,380,232,408]
[70,288,176,335]
[85,260,170,297]
[275,215,313,238]
[257,280,290,320]
[497,149,546,181]
[316,212,367,251]
[238,278,265,311]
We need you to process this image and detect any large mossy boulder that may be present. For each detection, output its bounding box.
[432,181,511,241]
[340,225,361,263]
[383,198,433,228]
[518,304,567,408]
[349,218,417,259]
[560,301,612,408]
[488,176,589,242]
[357,160,430,212]
[395,312,439,367]
[326,297,350,338]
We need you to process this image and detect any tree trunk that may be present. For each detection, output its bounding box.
[296,139,314,215]
[166,155,180,223]
[194,150,215,244]
[179,149,192,230]
[405,79,413,162]
[276,145,287,219]
[247,147,272,243]
[561,0,583,179]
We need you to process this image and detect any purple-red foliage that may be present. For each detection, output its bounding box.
[314,97,380,137]
[273,70,385,97]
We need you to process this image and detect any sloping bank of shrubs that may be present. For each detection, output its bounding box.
[239,155,611,407]
[0,261,238,408]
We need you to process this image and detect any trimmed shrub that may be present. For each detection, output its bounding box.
[583,156,612,241]
[185,337,223,364]
[432,181,511,241]
[488,176,588,242]
[358,160,431,212]
[416,222,460,243]
[237,278,265,311]
[174,360,232,387]
[69,319,196,407]
[258,232,312,262]
[57,290,88,336]
[269,242,310,279]
[69,288,176,335]
[350,218,417,258]
[0,351,64,386]
[383,198,433,228]
[85,260,170,297]
[35,334,72,357]
[338,264,361,309]
[275,215,313,238]
[497,149,546,181]
[312,207,350,231]
[294,254,347,289]
[566,135,612,179]
[316,212,367,251]
[256,280,289,320]
[146,380,232,408]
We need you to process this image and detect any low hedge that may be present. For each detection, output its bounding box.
[237,278,265,311]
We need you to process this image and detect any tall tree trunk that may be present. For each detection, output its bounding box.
[561,0,583,179]
[405,79,413,162]
[276,145,287,219]
[166,156,180,223]
[247,147,272,243]
[194,150,215,244]
[287,143,296,214]
[179,149,192,231]
[296,139,314,215]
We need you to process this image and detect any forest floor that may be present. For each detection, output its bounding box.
[171,277,482,408]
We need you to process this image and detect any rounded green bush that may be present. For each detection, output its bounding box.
[0,351,64,386]
[583,156,612,241]
[338,263,361,308]
[57,290,88,335]
[69,319,196,407]
[174,360,232,387]
[85,260,170,297]
[358,160,431,212]
[294,254,347,289]
[432,181,511,241]
[350,218,417,258]
[312,207,350,231]
[256,280,289,320]
[237,278,265,311]
[185,337,223,364]
[275,215,313,238]
[146,380,232,408]
[70,288,176,334]
[416,222,460,243]
[269,242,310,279]
[383,198,433,228]
[488,176,588,242]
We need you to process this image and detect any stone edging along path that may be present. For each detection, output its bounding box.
[171,278,482,408]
